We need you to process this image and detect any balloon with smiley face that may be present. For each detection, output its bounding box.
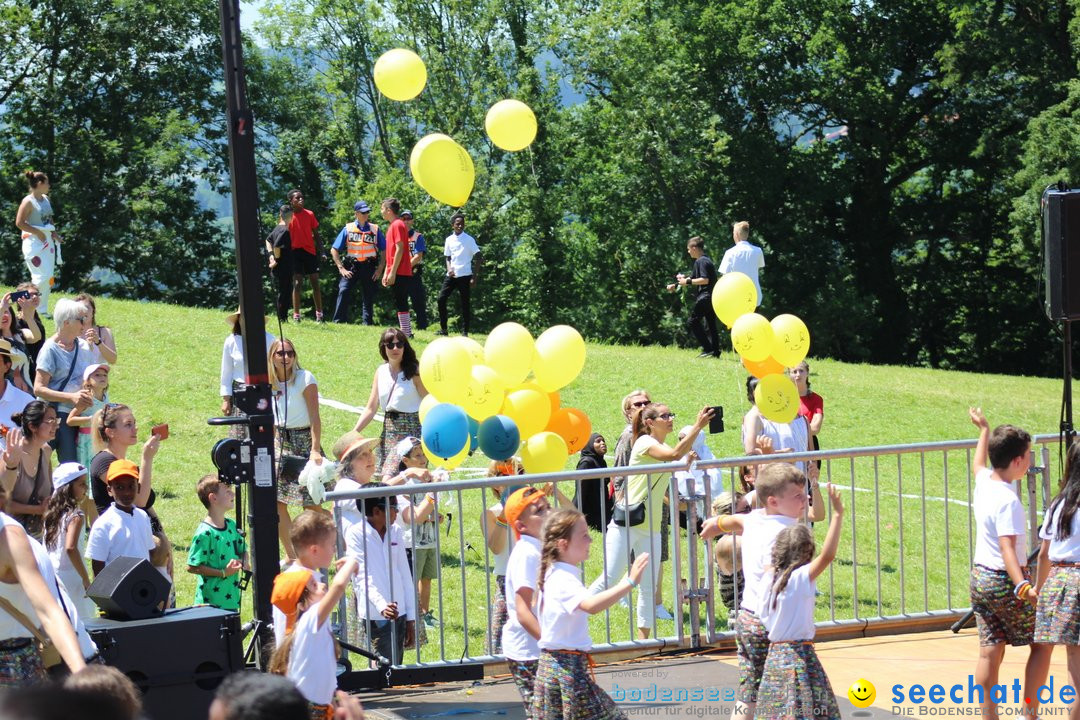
[478,414,520,461]
[753,373,799,424]
[419,337,472,405]
[546,407,592,454]
[770,314,810,368]
[461,364,506,421]
[731,312,774,363]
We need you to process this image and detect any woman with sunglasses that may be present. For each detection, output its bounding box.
[589,402,713,639]
[32,299,94,464]
[14,283,45,380]
[2,401,57,539]
[352,329,428,477]
[611,389,650,503]
[268,338,325,562]
[0,292,40,393]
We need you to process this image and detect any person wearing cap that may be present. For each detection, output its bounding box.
[331,201,385,325]
[500,486,553,712]
[65,363,109,471]
[402,210,429,331]
[220,310,276,438]
[389,436,441,630]
[345,483,416,665]
[264,204,294,323]
[0,336,34,433]
[331,434,380,538]
[380,198,415,337]
[436,211,479,336]
[84,459,155,577]
[44,462,96,618]
[33,298,95,464]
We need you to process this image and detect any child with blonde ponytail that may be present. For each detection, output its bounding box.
[532,508,649,720]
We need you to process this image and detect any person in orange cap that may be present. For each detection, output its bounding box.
[85,459,154,577]
[271,569,313,634]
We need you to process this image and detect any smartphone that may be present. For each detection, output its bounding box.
[151,423,170,441]
[708,406,724,434]
[8,290,30,303]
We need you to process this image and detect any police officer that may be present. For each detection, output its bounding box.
[331,201,385,324]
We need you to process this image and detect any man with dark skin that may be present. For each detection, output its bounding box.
[287,189,324,322]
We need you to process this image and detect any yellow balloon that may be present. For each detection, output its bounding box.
[753,373,800,424]
[485,99,538,152]
[484,322,535,386]
[532,325,586,392]
[501,388,551,439]
[409,134,475,207]
[373,48,427,101]
[418,393,440,424]
[461,364,506,421]
[419,337,472,404]
[731,312,774,363]
[454,336,486,365]
[520,431,568,474]
[770,314,811,368]
[712,272,759,328]
[422,438,470,469]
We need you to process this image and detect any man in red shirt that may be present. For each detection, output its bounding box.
[287,189,324,322]
[380,197,413,337]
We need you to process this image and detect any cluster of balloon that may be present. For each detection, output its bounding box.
[711,272,811,424]
[374,48,539,209]
[417,323,591,473]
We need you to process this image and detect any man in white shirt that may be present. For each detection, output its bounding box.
[719,221,765,306]
[436,212,480,336]
[0,340,33,432]
[345,487,416,664]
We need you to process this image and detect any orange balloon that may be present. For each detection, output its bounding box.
[548,391,560,416]
[546,407,592,454]
[742,355,785,379]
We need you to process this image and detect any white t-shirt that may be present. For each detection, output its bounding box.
[758,565,816,642]
[719,242,765,304]
[395,481,437,549]
[482,504,513,576]
[537,562,591,651]
[377,364,422,414]
[219,332,277,396]
[0,514,42,641]
[288,605,337,705]
[501,534,541,661]
[36,337,95,412]
[739,509,797,613]
[1040,500,1080,562]
[444,231,479,277]
[26,524,97,658]
[334,478,365,540]
[973,469,1027,570]
[84,505,154,566]
[47,510,96,619]
[272,369,317,429]
[745,413,809,474]
[0,382,33,433]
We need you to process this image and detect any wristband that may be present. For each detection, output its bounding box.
[626,576,638,589]
[1014,580,1032,599]
[4,464,17,471]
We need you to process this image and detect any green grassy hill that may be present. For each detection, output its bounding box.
[42,291,1076,656]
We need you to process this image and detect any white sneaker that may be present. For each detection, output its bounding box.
[655,605,674,620]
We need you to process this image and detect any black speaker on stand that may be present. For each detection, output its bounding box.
[1042,183,1080,448]
[85,606,243,720]
[85,557,171,621]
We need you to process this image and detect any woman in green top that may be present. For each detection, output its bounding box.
[588,402,713,638]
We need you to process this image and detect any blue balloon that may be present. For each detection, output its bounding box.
[422,403,470,459]
[478,414,520,461]
[468,417,480,454]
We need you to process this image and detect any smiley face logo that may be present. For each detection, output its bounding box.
[847,679,875,708]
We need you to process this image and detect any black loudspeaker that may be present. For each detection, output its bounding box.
[86,557,171,620]
[86,606,243,720]
[1043,185,1080,321]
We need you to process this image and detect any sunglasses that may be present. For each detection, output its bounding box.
[631,400,650,408]
[658,412,676,420]
[383,341,405,350]
[275,350,296,358]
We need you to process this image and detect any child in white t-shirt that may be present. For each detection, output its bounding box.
[967,408,1051,719]
[268,558,358,718]
[531,508,648,720]
[85,459,154,577]
[754,484,843,720]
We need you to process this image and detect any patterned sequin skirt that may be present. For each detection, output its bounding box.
[509,659,539,714]
[0,638,45,689]
[488,574,508,655]
[378,411,421,477]
[531,650,625,720]
[276,427,319,506]
[1035,564,1080,645]
[756,641,841,720]
[971,564,1035,646]
[735,607,770,703]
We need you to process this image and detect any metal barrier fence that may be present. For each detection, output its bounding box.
[325,432,1064,670]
